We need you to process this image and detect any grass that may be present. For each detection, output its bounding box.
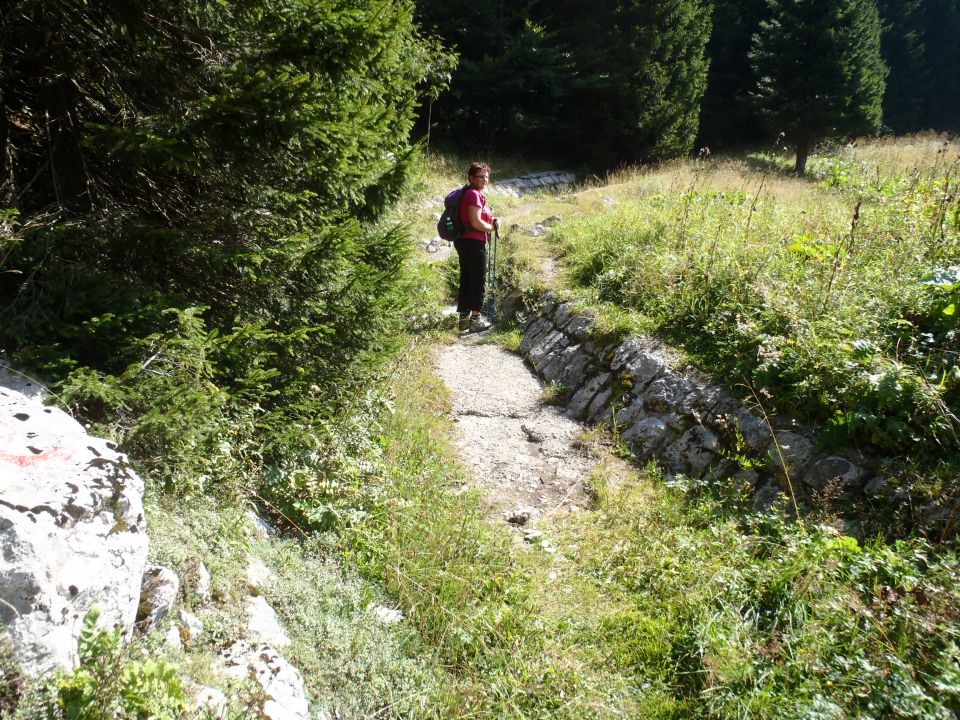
[145,492,455,718]
[522,136,960,470]
[337,334,960,719]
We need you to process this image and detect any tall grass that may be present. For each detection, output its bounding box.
[551,137,960,459]
[337,338,960,718]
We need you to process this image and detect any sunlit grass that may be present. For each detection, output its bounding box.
[530,135,960,460]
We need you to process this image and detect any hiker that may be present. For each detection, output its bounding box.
[455,161,500,333]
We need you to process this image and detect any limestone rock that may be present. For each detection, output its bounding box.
[193,686,228,720]
[567,373,610,419]
[730,409,773,452]
[611,398,645,427]
[767,431,815,480]
[586,386,613,421]
[530,331,570,373]
[246,595,290,648]
[0,375,148,676]
[565,315,595,342]
[643,375,692,414]
[752,482,785,512]
[137,565,180,633]
[733,468,761,491]
[247,509,276,537]
[193,561,212,605]
[622,415,678,458]
[520,318,554,354]
[247,558,275,591]
[699,385,740,426]
[863,476,892,498]
[556,348,595,391]
[507,506,537,526]
[541,344,579,384]
[221,641,310,720]
[496,172,576,197]
[661,426,720,475]
[164,625,183,651]
[524,529,544,543]
[803,457,868,492]
[178,609,204,645]
[373,605,404,624]
[610,338,643,372]
[553,302,575,329]
[622,345,673,392]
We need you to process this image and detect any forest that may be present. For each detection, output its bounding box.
[417,0,960,170]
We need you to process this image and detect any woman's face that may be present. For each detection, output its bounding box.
[469,169,490,190]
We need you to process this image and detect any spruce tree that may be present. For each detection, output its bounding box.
[1,0,441,410]
[542,0,712,167]
[922,0,960,132]
[877,0,928,133]
[699,0,770,149]
[751,0,887,173]
[414,0,566,157]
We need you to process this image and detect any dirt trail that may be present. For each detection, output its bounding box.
[434,336,595,528]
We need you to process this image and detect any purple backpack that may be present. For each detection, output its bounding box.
[437,185,469,241]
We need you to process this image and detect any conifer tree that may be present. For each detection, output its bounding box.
[699,0,770,149]
[922,0,960,132]
[751,0,887,173]
[1,0,441,408]
[542,0,712,166]
[877,0,928,133]
[415,0,566,157]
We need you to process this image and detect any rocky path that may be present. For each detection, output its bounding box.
[434,336,595,529]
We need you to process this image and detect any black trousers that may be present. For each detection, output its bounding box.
[454,237,487,313]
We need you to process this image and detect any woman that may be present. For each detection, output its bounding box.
[455,161,500,333]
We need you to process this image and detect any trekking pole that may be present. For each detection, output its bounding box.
[491,227,499,322]
[484,228,499,322]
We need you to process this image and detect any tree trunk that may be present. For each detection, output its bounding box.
[0,111,13,207]
[43,77,90,211]
[794,137,810,175]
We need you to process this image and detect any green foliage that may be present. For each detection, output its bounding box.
[1,0,443,495]
[921,0,960,133]
[751,0,888,173]
[877,0,928,133]
[0,635,26,717]
[55,608,187,720]
[417,0,712,168]
[565,470,960,719]
[143,493,453,717]
[699,0,770,149]
[260,391,387,532]
[337,335,960,718]
[542,0,713,167]
[415,0,566,158]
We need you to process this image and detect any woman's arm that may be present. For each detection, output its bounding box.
[466,204,497,233]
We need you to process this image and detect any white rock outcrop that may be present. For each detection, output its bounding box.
[221,641,310,720]
[0,364,148,676]
[137,564,180,632]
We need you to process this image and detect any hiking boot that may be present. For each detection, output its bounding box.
[458,314,471,332]
[469,315,492,333]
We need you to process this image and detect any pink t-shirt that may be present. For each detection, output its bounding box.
[459,188,492,241]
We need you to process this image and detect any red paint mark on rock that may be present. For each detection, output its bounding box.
[0,446,76,467]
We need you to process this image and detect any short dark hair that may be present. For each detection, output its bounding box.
[468,161,490,178]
